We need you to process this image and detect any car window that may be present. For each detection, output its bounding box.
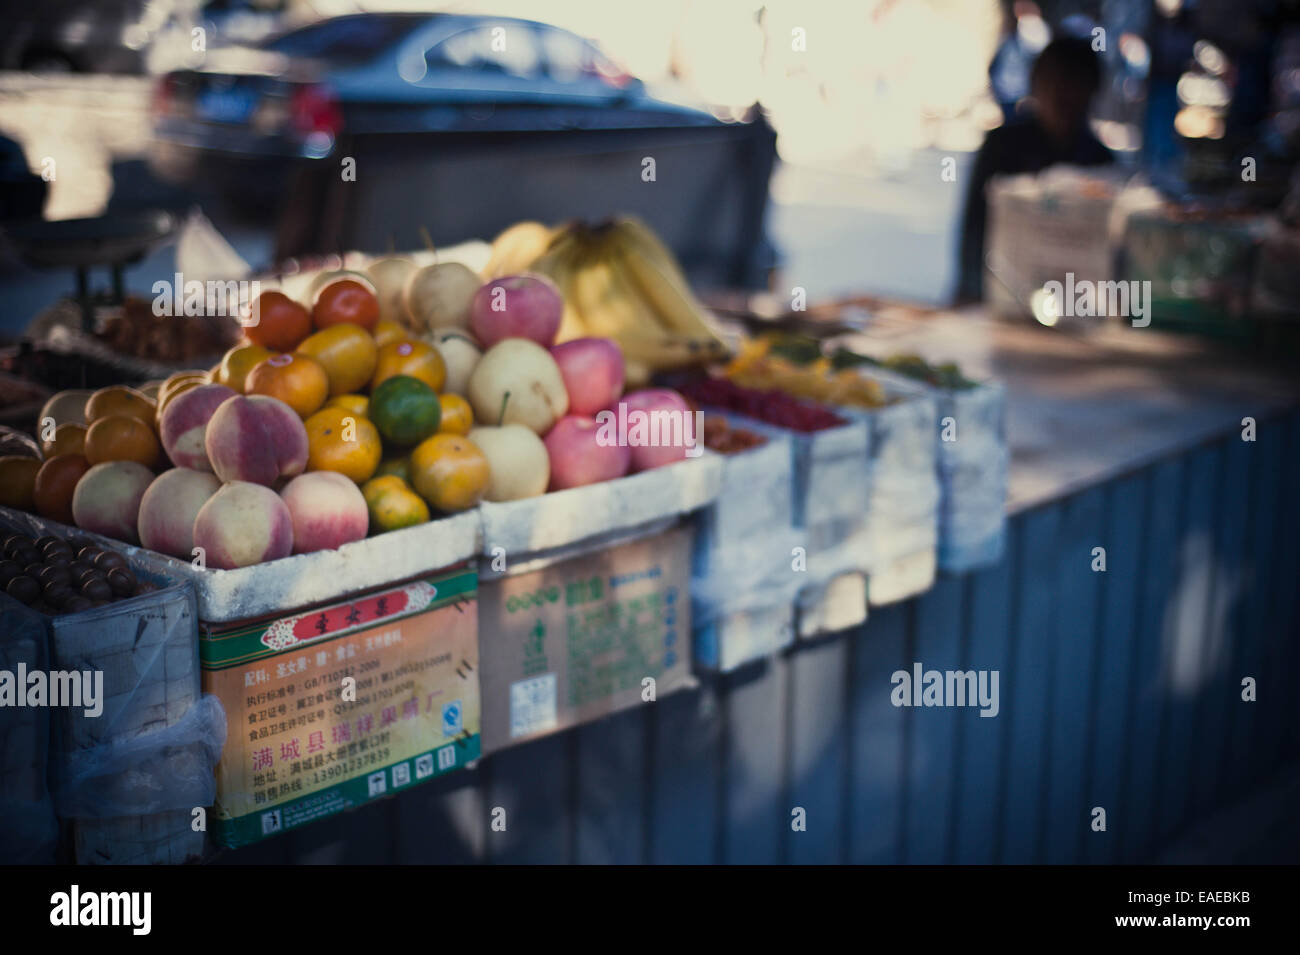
[262,14,426,64]
[425,24,542,78]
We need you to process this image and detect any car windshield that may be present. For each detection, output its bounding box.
[261,14,428,64]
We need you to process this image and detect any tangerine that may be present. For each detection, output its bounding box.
[409,433,489,513]
[372,319,407,348]
[371,339,446,392]
[304,406,382,483]
[215,343,276,394]
[437,394,474,436]
[244,290,312,351]
[42,422,87,458]
[246,353,329,418]
[33,453,90,524]
[312,279,379,332]
[84,414,162,468]
[84,386,156,426]
[296,323,378,396]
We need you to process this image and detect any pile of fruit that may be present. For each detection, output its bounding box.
[677,376,847,433]
[0,533,152,616]
[485,217,729,388]
[829,350,977,390]
[721,338,889,409]
[700,415,768,455]
[0,227,709,571]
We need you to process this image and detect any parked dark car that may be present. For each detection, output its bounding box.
[149,12,778,289]
[148,12,717,193]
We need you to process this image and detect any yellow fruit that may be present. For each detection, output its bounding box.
[41,422,87,458]
[371,340,446,392]
[437,394,474,436]
[84,414,162,468]
[325,393,370,417]
[297,322,379,396]
[84,386,157,426]
[409,433,489,513]
[215,343,276,394]
[246,352,330,418]
[304,406,382,483]
[361,474,429,532]
[372,319,407,349]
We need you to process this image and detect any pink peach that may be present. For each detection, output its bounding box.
[70,461,154,544]
[159,383,237,470]
[137,468,221,559]
[192,481,294,569]
[205,394,308,486]
[279,471,369,554]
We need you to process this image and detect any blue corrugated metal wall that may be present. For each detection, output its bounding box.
[221,407,1300,864]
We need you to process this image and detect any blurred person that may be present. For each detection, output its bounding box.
[0,132,45,222]
[956,36,1113,304]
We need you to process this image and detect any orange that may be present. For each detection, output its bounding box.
[296,323,378,396]
[157,370,209,407]
[84,414,162,468]
[215,343,276,394]
[312,279,379,331]
[304,406,382,483]
[371,340,446,392]
[361,474,429,532]
[244,290,312,351]
[41,422,87,458]
[33,453,90,524]
[84,386,157,426]
[437,394,474,436]
[246,352,329,418]
[325,393,370,417]
[0,456,40,510]
[372,319,407,349]
[409,433,489,513]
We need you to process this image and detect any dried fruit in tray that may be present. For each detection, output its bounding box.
[0,531,150,616]
[830,348,976,390]
[701,414,767,454]
[678,376,847,433]
[722,338,890,409]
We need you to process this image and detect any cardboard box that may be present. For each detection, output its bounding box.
[201,566,479,848]
[479,525,693,754]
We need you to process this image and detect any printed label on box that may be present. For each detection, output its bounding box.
[510,673,558,738]
[479,526,693,753]
[201,567,478,848]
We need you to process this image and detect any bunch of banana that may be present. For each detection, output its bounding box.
[525,217,729,386]
[482,220,556,280]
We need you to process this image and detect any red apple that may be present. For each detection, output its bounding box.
[550,337,624,416]
[544,415,631,490]
[469,273,562,348]
[617,388,698,472]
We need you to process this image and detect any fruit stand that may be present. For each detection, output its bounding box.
[1,216,1032,863]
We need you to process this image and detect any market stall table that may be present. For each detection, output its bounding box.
[215,308,1300,865]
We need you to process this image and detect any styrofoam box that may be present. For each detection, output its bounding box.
[477,454,724,561]
[692,415,798,671]
[128,510,481,625]
[935,380,1009,573]
[838,370,940,607]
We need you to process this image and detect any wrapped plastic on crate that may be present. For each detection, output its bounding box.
[840,372,940,606]
[0,597,59,864]
[691,415,801,668]
[45,579,217,865]
[936,380,1009,572]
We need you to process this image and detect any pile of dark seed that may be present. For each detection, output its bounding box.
[0,534,153,616]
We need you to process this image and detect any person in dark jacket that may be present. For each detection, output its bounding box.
[0,133,46,222]
[956,36,1114,303]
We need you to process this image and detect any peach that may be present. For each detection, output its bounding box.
[70,461,154,544]
[205,395,308,486]
[159,383,237,470]
[192,481,294,569]
[137,468,221,558]
[279,471,369,554]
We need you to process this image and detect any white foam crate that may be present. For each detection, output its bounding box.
[691,416,798,671]
[477,454,724,562]
[934,380,1009,572]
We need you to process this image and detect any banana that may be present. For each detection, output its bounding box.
[483,220,555,279]
[610,241,720,342]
